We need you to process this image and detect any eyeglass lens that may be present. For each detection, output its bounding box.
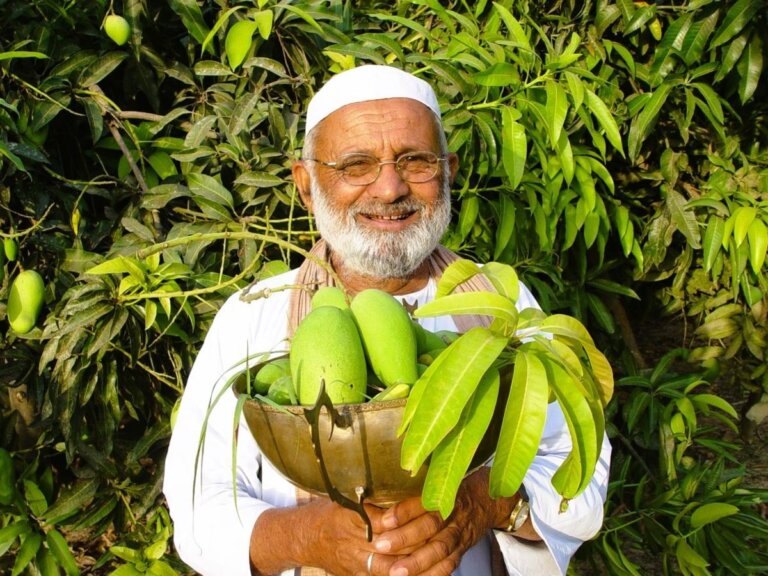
[336,152,441,185]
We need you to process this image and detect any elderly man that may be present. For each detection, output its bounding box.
[163,65,611,576]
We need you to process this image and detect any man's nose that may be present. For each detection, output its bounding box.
[366,161,410,202]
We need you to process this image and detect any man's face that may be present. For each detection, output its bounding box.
[296,98,457,279]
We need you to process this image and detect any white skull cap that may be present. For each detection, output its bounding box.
[305,65,442,135]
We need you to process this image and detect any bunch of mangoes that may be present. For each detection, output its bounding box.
[252,287,457,405]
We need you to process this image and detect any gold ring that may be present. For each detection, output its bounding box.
[367,551,374,575]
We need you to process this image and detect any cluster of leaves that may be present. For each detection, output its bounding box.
[399,259,613,518]
[0,0,766,574]
[578,349,768,575]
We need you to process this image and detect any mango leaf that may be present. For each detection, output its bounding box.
[188,172,234,209]
[494,194,516,260]
[45,529,79,576]
[666,187,700,249]
[427,59,473,94]
[537,314,596,346]
[399,340,454,434]
[681,11,719,66]
[200,6,245,55]
[11,531,41,576]
[42,477,100,525]
[747,218,767,273]
[702,215,725,272]
[715,32,748,81]
[475,62,520,86]
[501,107,526,190]
[228,91,260,137]
[23,480,48,516]
[480,261,520,302]
[69,495,118,532]
[30,93,71,132]
[548,359,601,498]
[692,393,738,419]
[690,502,740,528]
[555,128,575,184]
[254,10,274,39]
[737,33,763,104]
[414,291,519,324]
[281,3,325,34]
[401,327,507,472]
[675,539,709,569]
[628,82,673,161]
[733,205,757,247]
[584,88,624,156]
[710,0,761,49]
[234,171,284,188]
[564,71,584,112]
[358,33,406,63]
[193,60,232,76]
[77,51,128,87]
[473,111,498,171]
[458,194,479,240]
[492,2,531,53]
[694,317,739,339]
[489,350,548,497]
[434,258,483,297]
[422,368,499,518]
[0,520,31,553]
[169,0,211,47]
[545,80,568,147]
[325,44,388,65]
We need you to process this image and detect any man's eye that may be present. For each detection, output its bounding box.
[339,157,375,172]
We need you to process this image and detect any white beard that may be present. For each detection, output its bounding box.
[309,178,452,279]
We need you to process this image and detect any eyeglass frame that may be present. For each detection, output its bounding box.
[303,150,448,186]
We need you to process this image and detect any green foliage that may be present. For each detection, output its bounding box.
[0,0,766,573]
[578,349,768,575]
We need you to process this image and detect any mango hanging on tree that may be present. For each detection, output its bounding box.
[104,14,131,46]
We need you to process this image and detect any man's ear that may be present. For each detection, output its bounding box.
[446,152,459,184]
[292,161,313,212]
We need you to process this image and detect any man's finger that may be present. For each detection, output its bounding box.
[380,496,430,529]
[374,510,444,553]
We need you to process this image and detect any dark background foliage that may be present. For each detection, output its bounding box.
[1,1,766,574]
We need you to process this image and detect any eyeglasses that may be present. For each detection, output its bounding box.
[304,151,446,186]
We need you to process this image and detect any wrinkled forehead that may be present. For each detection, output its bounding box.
[305,65,442,136]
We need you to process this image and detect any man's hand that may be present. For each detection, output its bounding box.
[369,468,509,576]
[250,496,411,576]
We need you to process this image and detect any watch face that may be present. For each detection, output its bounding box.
[513,502,530,531]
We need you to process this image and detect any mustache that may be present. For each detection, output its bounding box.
[348,199,425,218]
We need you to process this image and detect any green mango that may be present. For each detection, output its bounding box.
[267,375,295,405]
[411,320,447,355]
[104,14,131,46]
[350,289,419,387]
[4,238,17,261]
[291,306,367,405]
[8,269,45,334]
[311,286,349,310]
[370,383,410,402]
[254,357,291,395]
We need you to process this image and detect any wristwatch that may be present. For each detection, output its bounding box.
[505,490,530,533]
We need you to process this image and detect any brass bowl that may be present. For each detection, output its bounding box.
[235,364,501,505]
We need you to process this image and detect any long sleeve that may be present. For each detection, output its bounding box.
[163,273,296,576]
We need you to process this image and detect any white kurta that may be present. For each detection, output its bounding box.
[163,269,611,576]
